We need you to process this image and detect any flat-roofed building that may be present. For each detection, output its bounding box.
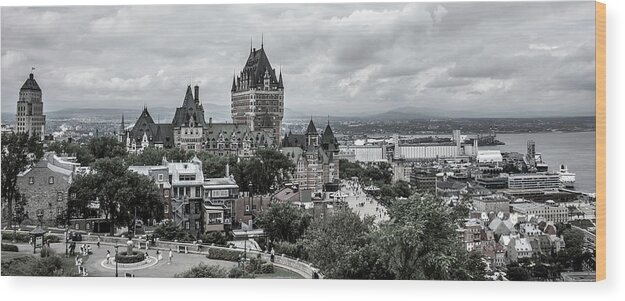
[510,202,569,223]
[507,173,560,190]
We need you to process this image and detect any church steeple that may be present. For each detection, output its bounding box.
[231,75,237,92]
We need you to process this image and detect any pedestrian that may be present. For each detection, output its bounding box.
[106,250,111,264]
[145,251,149,261]
[87,244,92,255]
[157,250,162,261]
[96,241,100,249]
[168,249,173,264]
[79,244,84,255]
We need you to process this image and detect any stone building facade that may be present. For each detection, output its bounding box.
[282,119,340,194]
[15,153,78,226]
[231,42,284,143]
[16,73,46,140]
[122,85,275,156]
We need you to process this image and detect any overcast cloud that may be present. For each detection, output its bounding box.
[1,2,596,117]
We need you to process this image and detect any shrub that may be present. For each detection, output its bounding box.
[153,220,193,242]
[44,235,61,243]
[245,257,274,274]
[206,247,241,262]
[228,267,255,278]
[1,243,19,252]
[175,263,228,278]
[116,251,145,263]
[1,255,71,277]
[273,240,306,259]
[1,232,61,243]
[200,231,232,246]
[260,262,275,274]
[1,231,30,243]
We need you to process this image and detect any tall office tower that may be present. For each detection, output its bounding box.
[16,72,46,140]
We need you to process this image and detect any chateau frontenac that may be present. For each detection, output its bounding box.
[121,42,281,156]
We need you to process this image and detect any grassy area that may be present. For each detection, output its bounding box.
[256,266,305,279]
[1,250,88,277]
[1,251,31,261]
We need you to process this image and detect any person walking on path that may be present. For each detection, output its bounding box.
[168,249,173,264]
[106,250,111,264]
[157,250,162,261]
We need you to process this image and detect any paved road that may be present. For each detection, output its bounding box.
[11,242,237,277]
[340,180,389,224]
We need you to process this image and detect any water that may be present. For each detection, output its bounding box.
[480,132,596,193]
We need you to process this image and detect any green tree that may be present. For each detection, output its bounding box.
[175,263,228,278]
[255,203,312,243]
[87,136,127,160]
[376,194,485,280]
[153,220,191,241]
[507,266,532,281]
[1,133,43,230]
[235,149,295,194]
[68,157,163,235]
[301,210,391,279]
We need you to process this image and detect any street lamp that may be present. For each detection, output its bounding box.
[114,244,119,277]
[65,226,69,257]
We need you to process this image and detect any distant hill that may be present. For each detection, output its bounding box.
[1,102,233,124]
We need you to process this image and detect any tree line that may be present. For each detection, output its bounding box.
[255,193,487,280]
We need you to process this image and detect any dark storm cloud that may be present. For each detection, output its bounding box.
[1,2,596,117]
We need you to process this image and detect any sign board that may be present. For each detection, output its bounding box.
[35,236,43,248]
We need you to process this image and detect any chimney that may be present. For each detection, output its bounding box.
[194,85,199,101]
[209,117,212,125]
[225,163,230,177]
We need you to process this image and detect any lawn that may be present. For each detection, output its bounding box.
[256,266,305,279]
[1,250,89,277]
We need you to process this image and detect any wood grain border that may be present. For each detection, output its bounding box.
[595,1,606,282]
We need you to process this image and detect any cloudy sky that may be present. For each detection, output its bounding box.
[1,1,596,118]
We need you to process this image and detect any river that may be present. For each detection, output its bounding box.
[480,131,596,193]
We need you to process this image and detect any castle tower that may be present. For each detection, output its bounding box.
[16,72,46,140]
[305,118,319,147]
[172,85,206,150]
[231,40,284,143]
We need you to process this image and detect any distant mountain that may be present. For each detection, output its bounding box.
[1,102,233,124]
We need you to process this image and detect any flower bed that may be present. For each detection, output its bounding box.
[116,251,145,263]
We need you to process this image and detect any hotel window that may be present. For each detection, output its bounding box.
[29,177,34,185]
[245,205,250,212]
[195,187,201,197]
[195,220,200,230]
[194,203,200,214]
[158,174,164,182]
[164,189,170,197]
[164,205,169,214]
[48,176,54,184]
[185,221,190,230]
[57,192,64,201]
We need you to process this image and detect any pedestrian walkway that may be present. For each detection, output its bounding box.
[341,180,389,223]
